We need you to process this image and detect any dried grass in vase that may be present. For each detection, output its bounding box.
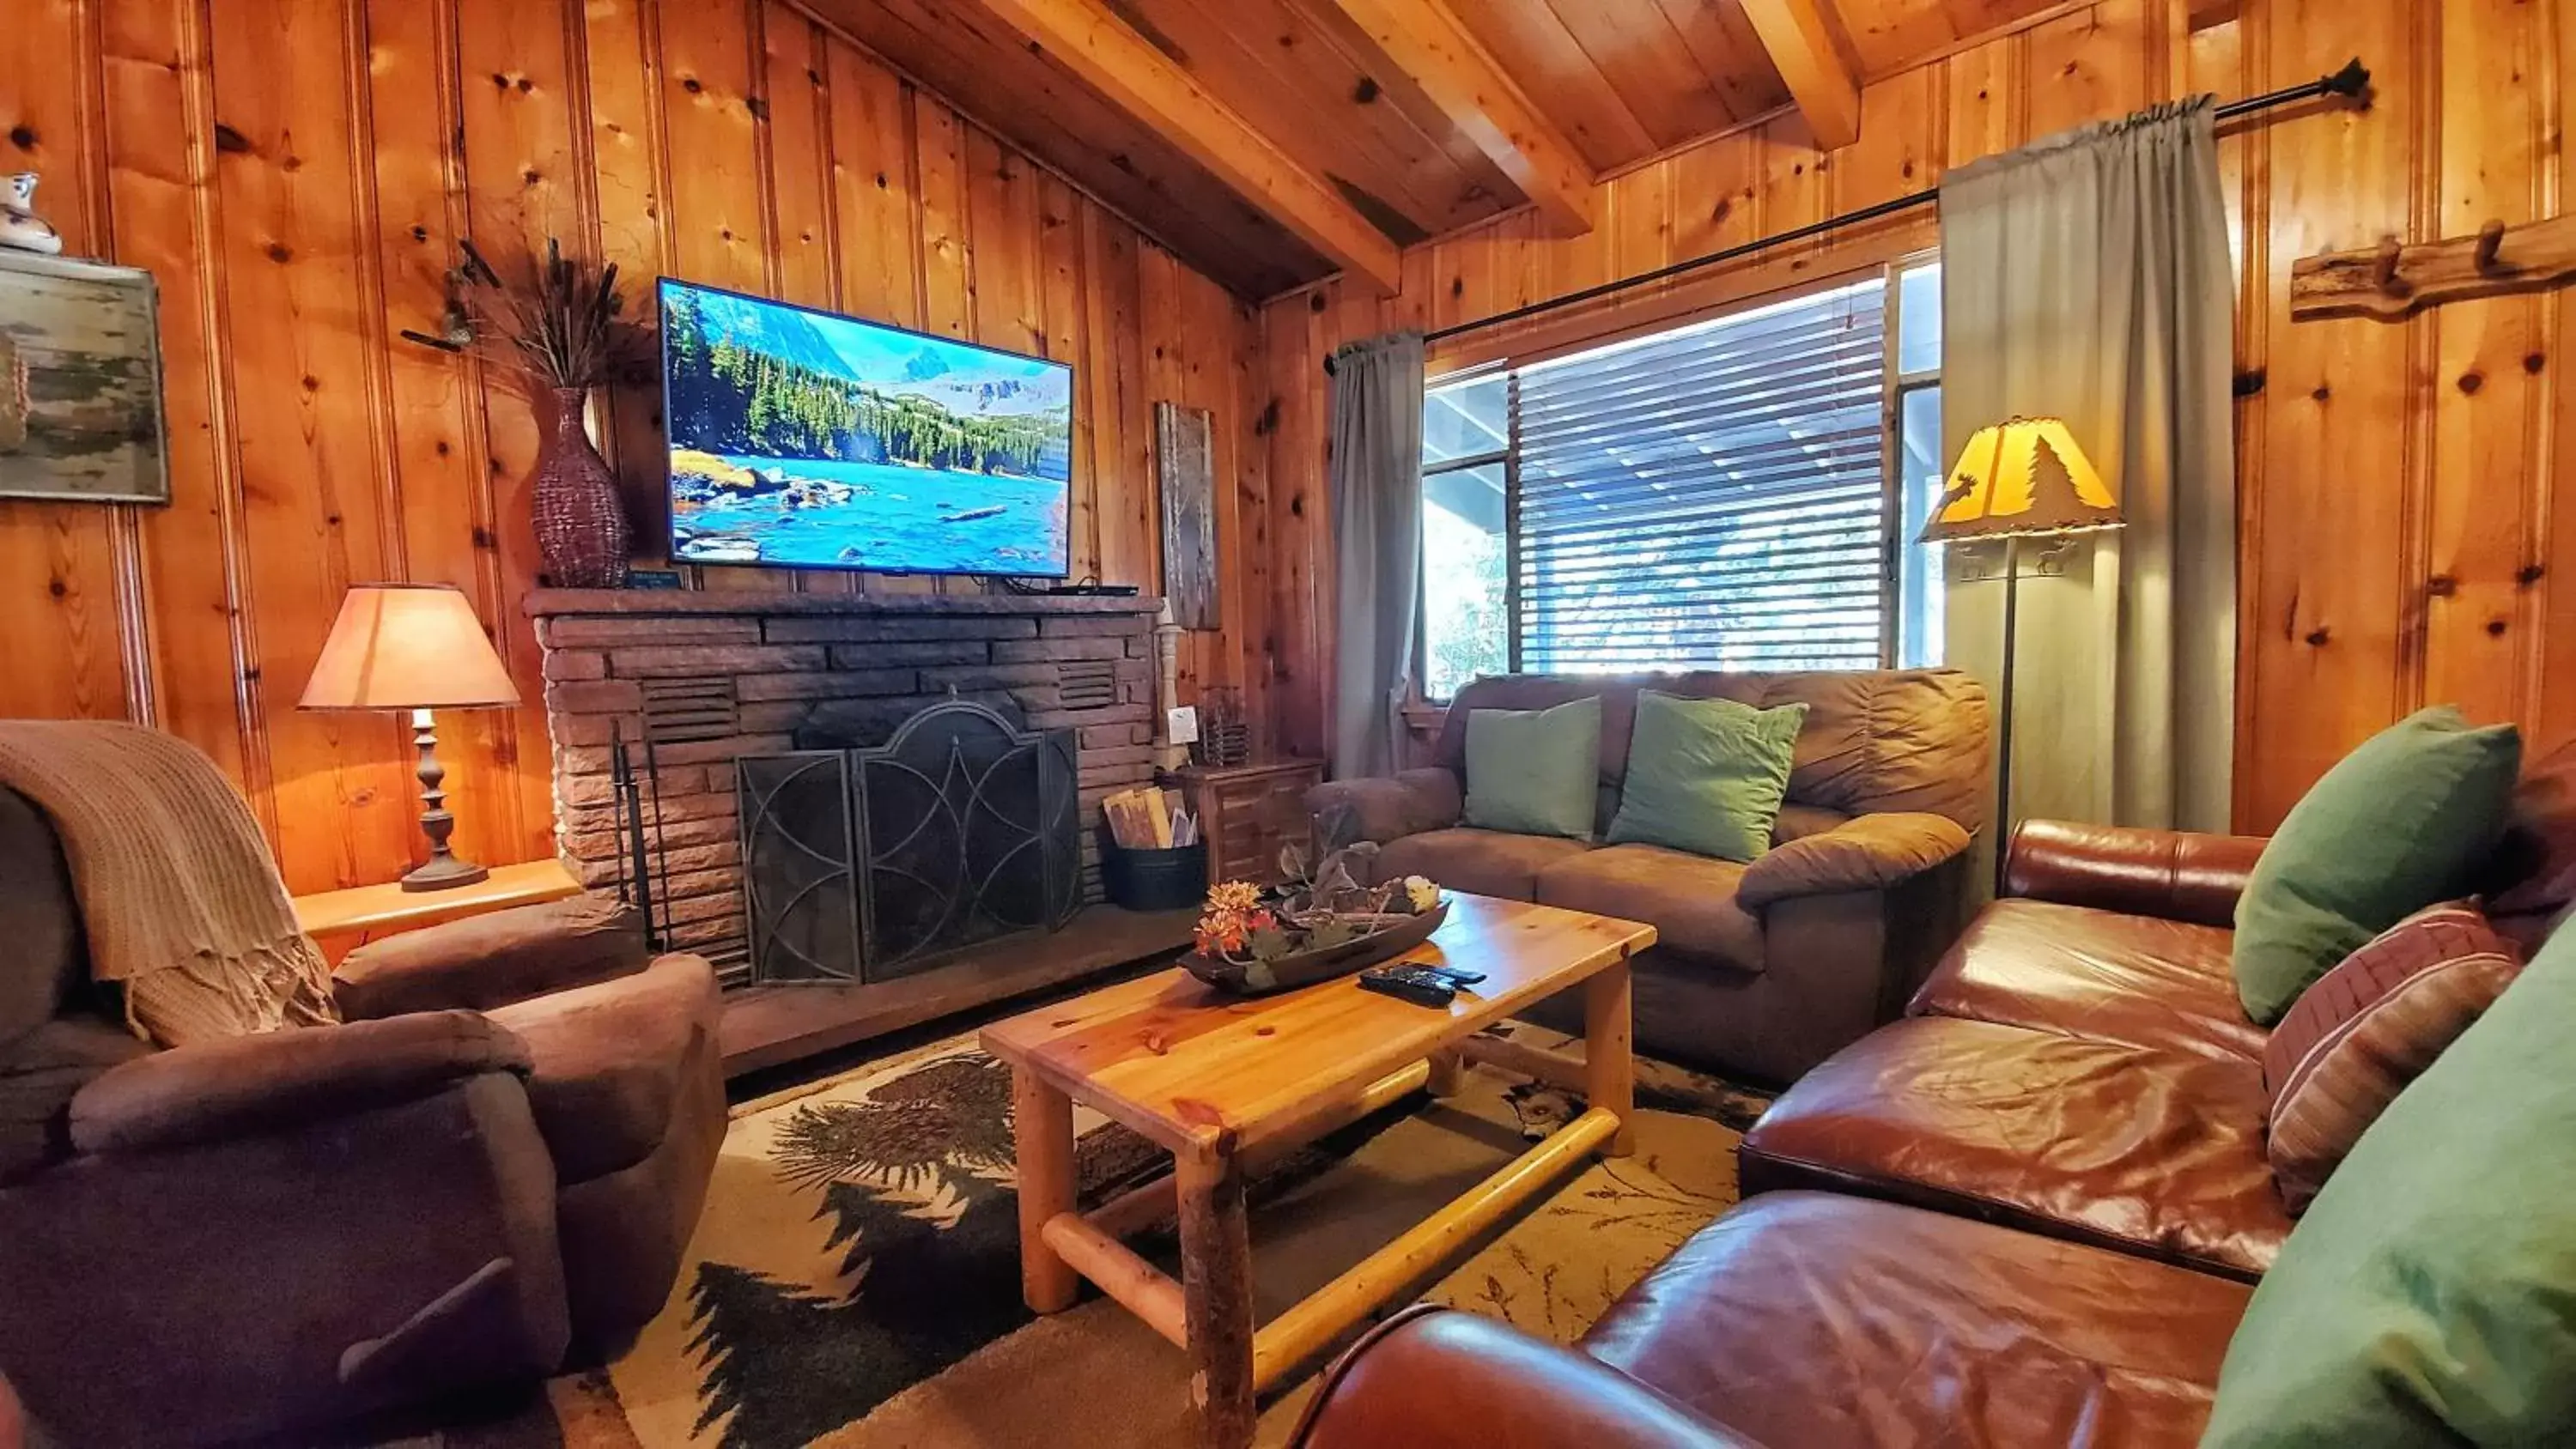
[404,237,641,587]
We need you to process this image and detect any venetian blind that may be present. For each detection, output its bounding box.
[1512,279,1890,673]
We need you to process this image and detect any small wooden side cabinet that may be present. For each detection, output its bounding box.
[1170,759,1325,887]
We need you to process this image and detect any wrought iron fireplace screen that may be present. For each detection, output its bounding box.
[738,699,1080,985]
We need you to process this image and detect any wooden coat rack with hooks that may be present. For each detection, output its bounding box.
[2293,214,2576,321]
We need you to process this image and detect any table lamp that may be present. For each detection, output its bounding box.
[1918,416,2123,880]
[300,583,523,892]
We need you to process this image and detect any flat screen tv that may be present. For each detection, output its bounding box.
[659,277,1073,577]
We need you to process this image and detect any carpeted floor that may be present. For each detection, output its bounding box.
[475,1021,1766,1449]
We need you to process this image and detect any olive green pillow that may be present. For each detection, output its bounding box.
[1607,692,1807,864]
[2202,914,2576,1446]
[1462,695,1601,841]
[2234,706,2520,1025]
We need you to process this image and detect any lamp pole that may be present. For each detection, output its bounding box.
[1994,537,2020,895]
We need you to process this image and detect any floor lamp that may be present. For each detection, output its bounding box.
[1918,416,2123,889]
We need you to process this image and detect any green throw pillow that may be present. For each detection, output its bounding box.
[1606,692,1807,864]
[2233,706,2520,1025]
[1462,696,1601,841]
[2202,916,2576,1446]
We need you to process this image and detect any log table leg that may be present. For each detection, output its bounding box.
[1425,1047,1465,1096]
[1586,961,1636,1157]
[1178,1148,1256,1449]
[1013,1066,1079,1313]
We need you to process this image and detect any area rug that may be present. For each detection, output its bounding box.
[540,1022,1768,1449]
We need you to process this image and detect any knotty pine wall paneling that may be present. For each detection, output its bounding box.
[1,3,131,736]
[0,0,1266,894]
[1259,0,2576,834]
[2213,0,2573,829]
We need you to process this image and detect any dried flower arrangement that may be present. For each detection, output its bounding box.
[404,238,640,391]
[402,238,640,587]
[1182,837,1446,995]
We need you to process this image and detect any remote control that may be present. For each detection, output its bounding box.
[1357,964,1456,1007]
[1418,965,1485,986]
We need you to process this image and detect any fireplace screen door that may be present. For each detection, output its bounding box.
[738,700,1081,985]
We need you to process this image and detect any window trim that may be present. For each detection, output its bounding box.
[1887,249,1943,671]
[1418,364,1511,700]
[1416,255,1940,706]
[1883,249,1941,671]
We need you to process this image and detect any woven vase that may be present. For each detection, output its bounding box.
[530,386,629,588]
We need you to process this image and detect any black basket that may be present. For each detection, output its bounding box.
[1102,840,1208,912]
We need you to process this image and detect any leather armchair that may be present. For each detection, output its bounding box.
[1288,1306,1771,1449]
[0,783,725,1448]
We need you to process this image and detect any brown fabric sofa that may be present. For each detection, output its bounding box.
[0,782,726,1448]
[1291,796,2576,1448]
[1308,670,1991,1082]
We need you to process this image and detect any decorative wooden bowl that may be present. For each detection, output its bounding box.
[1180,898,1450,997]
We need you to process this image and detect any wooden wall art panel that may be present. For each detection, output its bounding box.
[1156,401,1219,630]
[1255,0,2576,834]
[0,0,1266,894]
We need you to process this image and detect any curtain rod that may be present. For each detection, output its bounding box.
[1324,58,2369,374]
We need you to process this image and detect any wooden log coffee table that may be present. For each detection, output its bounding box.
[980,892,1656,1448]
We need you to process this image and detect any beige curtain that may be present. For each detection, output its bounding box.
[1327,331,1426,779]
[1939,99,2237,840]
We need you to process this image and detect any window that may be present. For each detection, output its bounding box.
[1419,261,1947,697]
[1420,373,1510,700]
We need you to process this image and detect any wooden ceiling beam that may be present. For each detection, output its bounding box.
[1739,0,1862,151]
[968,0,1405,294]
[1322,0,1595,237]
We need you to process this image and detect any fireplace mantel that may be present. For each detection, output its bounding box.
[526,588,1166,620]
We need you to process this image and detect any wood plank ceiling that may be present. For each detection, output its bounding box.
[806,0,2069,299]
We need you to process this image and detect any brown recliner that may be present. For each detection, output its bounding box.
[0,780,726,1448]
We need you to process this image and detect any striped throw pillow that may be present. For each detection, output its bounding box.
[2263,900,2523,1214]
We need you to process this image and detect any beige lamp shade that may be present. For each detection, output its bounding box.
[300,583,521,711]
[1919,415,2123,543]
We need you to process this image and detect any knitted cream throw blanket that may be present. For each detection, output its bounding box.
[0,721,337,1045]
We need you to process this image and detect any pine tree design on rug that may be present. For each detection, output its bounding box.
[687,1178,1030,1446]
[770,1057,1019,1191]
[683,1054,1160,1449]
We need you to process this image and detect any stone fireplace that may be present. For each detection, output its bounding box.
[526,590,1167,992]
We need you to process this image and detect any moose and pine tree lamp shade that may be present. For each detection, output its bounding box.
[1919,417,2123,881]
[300,583,523,892]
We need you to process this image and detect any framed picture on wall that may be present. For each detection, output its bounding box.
[1155,400,1218,629]
[0,249,171,506]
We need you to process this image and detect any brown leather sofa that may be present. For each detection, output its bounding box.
[1291,809,2576,1448]
[1737,822,2290,1280]
[0,784,726,1448]
[1308,670,1990,1083]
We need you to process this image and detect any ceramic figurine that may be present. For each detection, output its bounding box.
[2,173,64,256]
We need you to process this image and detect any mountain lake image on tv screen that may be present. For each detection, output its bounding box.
[663,286,1073,576]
